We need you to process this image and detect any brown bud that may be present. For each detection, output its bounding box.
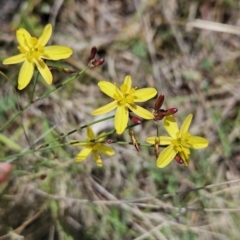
[166,108,178,116]
[106,139,115,144]
[154,109,166,120]
[130,116,142,124]
[90,46,97,60]
[88,58,105,68]
[154,94,164,110]
[174,155,184,164]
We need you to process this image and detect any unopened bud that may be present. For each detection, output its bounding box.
[154,94,164,110]
[154,109,166,120]
[90,46,97,60]
[166,108,178,116]
[174,155,184,164]
[88,58,105,68]
[130,116,142,124]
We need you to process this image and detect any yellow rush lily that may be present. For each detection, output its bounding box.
[72,127,115,167]
[3,24,73,90]
[146,114,209,168]
[91,75,157,134]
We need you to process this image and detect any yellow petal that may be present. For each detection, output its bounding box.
[187,136,209,149]
[87,127,95,140]
[91,100,117,115]
[34,59,52,85]
[179,149,190,166]
[96,144,115,156]
[71,140,89,147]
[164,115,179,138]
[92,151,103,167]
[3,54,25,65]
[146,136,156,144]
[18,60,34,90]
[115,105,128,134]
[146,136,173,145]
[98,81,120,99]
[42,46,73,60]
[157,144,177,168]
[16,28,31,50]
[128,104,154,119]
[179,114,193,137]
[76,148,92,162]
[121,75,132,93]
[37,24,52,47]
[133,88,157,102]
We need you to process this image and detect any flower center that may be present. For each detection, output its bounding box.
[172,132,191,152]
[18,36,44,61]
[116,84,136,106]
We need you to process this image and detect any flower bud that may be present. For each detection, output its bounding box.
[154,94,164,110]
[154,109,166,120]
[174,155,184,164]
[130,116,142,124]
[90,46,97,60]
[166,108,178,116]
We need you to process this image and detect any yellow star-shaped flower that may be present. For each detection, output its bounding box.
[146,114,209,168]
[3,24,73,90]
[72,127,115,167]
[92,75,157,134]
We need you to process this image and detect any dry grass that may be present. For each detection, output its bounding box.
[1,0,240,239]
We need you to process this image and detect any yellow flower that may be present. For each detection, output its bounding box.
[146,114,209,168]
[3,24,73,90]
[72,127,115,167]
[91,75,157,134]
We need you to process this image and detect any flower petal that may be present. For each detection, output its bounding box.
[37,24,52,47]
[128,104,154,119]
[164,115,179,138]
[96,144,115,156]
[146,136,173,145]
[133,88,157,102]
[16,28,31,50]
[98,81,119,99]
[18,60,34,90]
[187,136,209,149]
[42,45,73,60]
[34,59,52,85]
[71,140,89,147]
[121,75,132,93]
[91,100,117,115]
[115,105,128,134]
[3,54,25,65]
[92,151,103,167]
[76,148,92,162]
[87,127,95,140]
[179,149,190,166]
[179,114,193,137]
[157,144,177,168]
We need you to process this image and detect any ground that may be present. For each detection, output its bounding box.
[0,0,240,239]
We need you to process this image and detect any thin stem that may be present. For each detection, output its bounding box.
[0,67,88,132]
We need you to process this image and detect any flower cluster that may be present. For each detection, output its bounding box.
[1,23,209,170]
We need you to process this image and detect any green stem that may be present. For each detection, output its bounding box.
[0,67,88,132]
[0,139,159,162]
